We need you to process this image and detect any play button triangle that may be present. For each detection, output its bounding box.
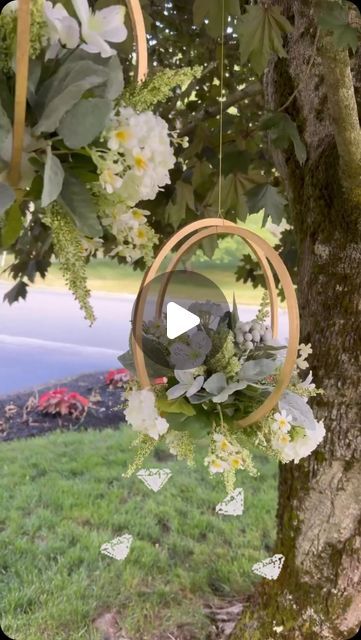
[166,302,200,340]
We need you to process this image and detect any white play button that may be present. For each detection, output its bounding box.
[166,302,200,340]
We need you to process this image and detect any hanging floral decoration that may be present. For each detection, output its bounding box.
[0,0,198,321]
[120,293,325,492]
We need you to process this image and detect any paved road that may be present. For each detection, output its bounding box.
[0,282,289,396]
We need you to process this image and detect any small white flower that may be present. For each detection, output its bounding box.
[272,410,292,433]
[204,455,228,474]
[99,167,123,194]
[72,0,127,58]
[301,370,316,390]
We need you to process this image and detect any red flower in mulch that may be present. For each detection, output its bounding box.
[105,368,131,388]
[38,388,89,418]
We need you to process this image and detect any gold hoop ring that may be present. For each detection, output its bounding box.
[131,218,300,428]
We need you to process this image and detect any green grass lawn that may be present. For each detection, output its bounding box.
[0,428,278,640]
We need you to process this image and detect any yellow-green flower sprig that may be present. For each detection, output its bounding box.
[122,66,202,111]
[0,0,47,73]
[206,328,240,379]
[43,204,95,325]
[123,434,157,478]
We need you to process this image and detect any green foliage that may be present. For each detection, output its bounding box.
[237,5,293,75]
[318,0,359,51]
[59,173,102,237]
[166,180,195,228]
[246,183,287,225]
[1,202,22,248]
[0,0,47,73]
[193,0,241,37]
[41,148,64,208]
[157,395,197,416]
[260,112,307,165]
[57,98,112,148]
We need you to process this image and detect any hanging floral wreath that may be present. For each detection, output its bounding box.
[121,294,325,493]
[0,0,198,321]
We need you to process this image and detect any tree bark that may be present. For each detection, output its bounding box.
[232,1,361,638]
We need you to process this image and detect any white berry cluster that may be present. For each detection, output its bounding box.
[235,320,273,350]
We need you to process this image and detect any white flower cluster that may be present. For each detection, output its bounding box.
[235,320,273,350]
[271,410,325,464]
[5,0,127,59]
[124,388,169,441]
[95,107,176,204]
[204,433,249,474]
[102,206,158,265]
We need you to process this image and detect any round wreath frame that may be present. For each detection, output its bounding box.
[131,218,300,428]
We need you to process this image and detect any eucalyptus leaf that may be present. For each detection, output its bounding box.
[0,183,15,216]
[41,148,65,207]
[204,372,227,395]
[105,55,124,100]
[58,174,102,237]
[240,358,277,382]
[58,98,112,148]
[279,391,316,432]
[34,67,109,135]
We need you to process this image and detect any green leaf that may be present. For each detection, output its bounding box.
[166,180,195,229]
[318,1,359,52]
[193,0,241,37]
[1,202,22,248]
[105,55,124,100]
[3,280,28,304]
[157,395,196,417]
[231,292,240,329]
[208,174,248,219]
[0,183,15,216]
[59,174,102,237]
[58,98,112,149]
[41,148,65,207]
[260,112,307,165]
[33,62,109,135]
[238,5,293,75]
[201,235,218,259]
[246,183,287,225]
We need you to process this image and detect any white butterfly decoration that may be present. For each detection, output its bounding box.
[216,488,244,516]
[136,468,172,493]
[252,554,285,580]
[100,534,133,561]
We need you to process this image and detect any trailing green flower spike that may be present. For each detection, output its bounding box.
[43,204,95,325]
[122,67,203,111]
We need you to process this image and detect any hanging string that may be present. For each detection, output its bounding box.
[218,0,226,217]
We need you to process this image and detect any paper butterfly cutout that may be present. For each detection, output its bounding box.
[216,488,244,516]
[100,534,133,561]
[136,468,172,492]
[252,554,285,580]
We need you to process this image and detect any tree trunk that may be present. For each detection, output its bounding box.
[232,1,361,638]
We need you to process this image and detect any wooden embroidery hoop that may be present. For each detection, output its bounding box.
[8,0,148,187]
[131,218,300,428]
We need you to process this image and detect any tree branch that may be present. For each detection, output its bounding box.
[178,82,262,138]
[318,31,361,207]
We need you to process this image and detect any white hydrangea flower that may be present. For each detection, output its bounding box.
[124,389,169,441]
[167,369,204,400]
[273,420,326,464]
[72,0,127,58]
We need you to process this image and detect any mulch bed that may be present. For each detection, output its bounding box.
[0,371,125,442]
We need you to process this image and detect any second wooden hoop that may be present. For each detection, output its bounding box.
[131,218,300,428]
